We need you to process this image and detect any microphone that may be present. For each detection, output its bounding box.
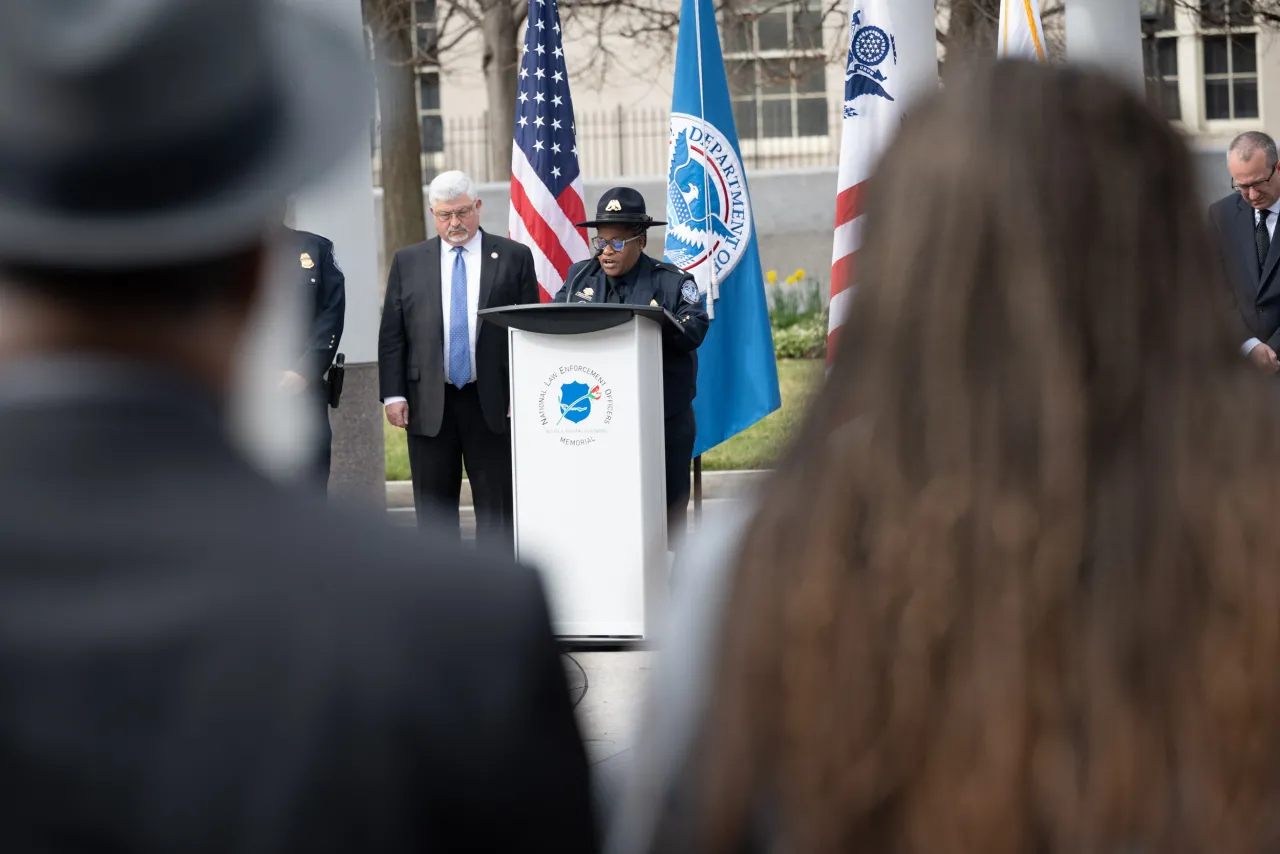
[561,249,601,301]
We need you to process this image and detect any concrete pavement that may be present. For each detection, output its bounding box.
[384,469,768,510]
[384,473,760,818]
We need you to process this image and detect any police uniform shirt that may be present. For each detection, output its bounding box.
[288,228,345,384]
[605,264,642,305]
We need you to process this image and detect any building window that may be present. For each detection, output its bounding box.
[1144,36,1181,120]
[723,2,827,140]
[1199,0,1254,27]
[1203,33,1258,119]
[415,0,444,154]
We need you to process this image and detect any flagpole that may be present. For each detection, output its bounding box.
[693,455,703,526]
[690,0,707,524]
[692,0,716,315]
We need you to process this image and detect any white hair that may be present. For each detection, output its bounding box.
[428,171,478,206]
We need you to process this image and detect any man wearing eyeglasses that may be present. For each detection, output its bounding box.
[1211,131,1280,374]
[379,171,540,548]
[554,187,709,544]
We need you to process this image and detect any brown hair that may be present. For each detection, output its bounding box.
[691,61,1280,853]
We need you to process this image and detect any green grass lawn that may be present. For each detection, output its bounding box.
[383,358,823,480]
[700,358,823,470]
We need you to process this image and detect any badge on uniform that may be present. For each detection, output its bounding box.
[300,252,315,269]
[649,299,659,306]
[581,287,594,298]
[681,281,700,305]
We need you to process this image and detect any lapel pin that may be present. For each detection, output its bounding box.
[490,251,499,259]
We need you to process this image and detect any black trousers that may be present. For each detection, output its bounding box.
[664,408,696,546]
[406,383,513,551]
[315,392,332,487]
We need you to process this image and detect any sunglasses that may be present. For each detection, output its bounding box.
[591,235,643,253]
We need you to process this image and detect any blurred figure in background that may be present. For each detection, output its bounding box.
[0,1,596,851]
[280,225,344,487]
[1210,131,1280,375]
[616,61,1280,854]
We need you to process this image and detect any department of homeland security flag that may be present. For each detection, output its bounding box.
[664,0,780,457]
[997,0,1047,60]
[509,0,591,300]
[828,0,902,361]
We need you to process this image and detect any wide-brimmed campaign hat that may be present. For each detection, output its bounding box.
[0,0,372,268]
[575,187,666,229]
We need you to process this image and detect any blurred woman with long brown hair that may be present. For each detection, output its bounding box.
[612,60,1280,854]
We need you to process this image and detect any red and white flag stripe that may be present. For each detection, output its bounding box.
[509,146,590,302]
[508,0,590,301]
[828,0,903,362]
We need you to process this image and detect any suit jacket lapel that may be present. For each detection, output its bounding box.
[1262,207,1280,297]
[479,231,499,311]
[579,267,605,303]
[627,257,661,307]
[423,237,444,347]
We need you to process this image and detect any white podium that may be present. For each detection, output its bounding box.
[479,304,672,640]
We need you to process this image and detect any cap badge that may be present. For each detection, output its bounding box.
[605,199,622,212]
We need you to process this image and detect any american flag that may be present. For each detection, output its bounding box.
[829,0,901,360]
[508,0,590,301]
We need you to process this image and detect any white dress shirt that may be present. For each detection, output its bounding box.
[385,230,483,408]
[1242,199,1280,356]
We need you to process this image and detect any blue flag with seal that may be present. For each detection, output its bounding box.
[665,0,780,458]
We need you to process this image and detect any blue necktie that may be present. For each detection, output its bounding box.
[448,246,471,387]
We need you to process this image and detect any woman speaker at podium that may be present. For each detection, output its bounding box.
[554,187,709,543]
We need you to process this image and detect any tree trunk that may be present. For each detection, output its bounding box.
[483,0,520,183]
[365,0,427,276]
[942,0,1000,79]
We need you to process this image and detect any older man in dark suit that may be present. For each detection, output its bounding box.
[0,1,597,851]
[378,171,541,548]
[1210,130,1280,375]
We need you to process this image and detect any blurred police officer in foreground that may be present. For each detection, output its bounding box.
[281,226,344,485]
[0,1,597,851]
[555,188,709,544]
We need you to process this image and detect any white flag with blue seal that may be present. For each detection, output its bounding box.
[828,0,902,360]
[664,0,780,458]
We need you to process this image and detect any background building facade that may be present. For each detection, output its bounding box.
[374,0,1263,280]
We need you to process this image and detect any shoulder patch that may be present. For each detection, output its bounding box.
[681,280,700,305]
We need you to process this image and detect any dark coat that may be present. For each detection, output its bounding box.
[1209,192,1280,350]
[378,232,540,436]
[0,357,597,853]
[287,228,345,383]
[554,252,709,417]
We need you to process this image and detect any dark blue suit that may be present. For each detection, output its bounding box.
[555,252,708,540]
[288,228,345,483]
